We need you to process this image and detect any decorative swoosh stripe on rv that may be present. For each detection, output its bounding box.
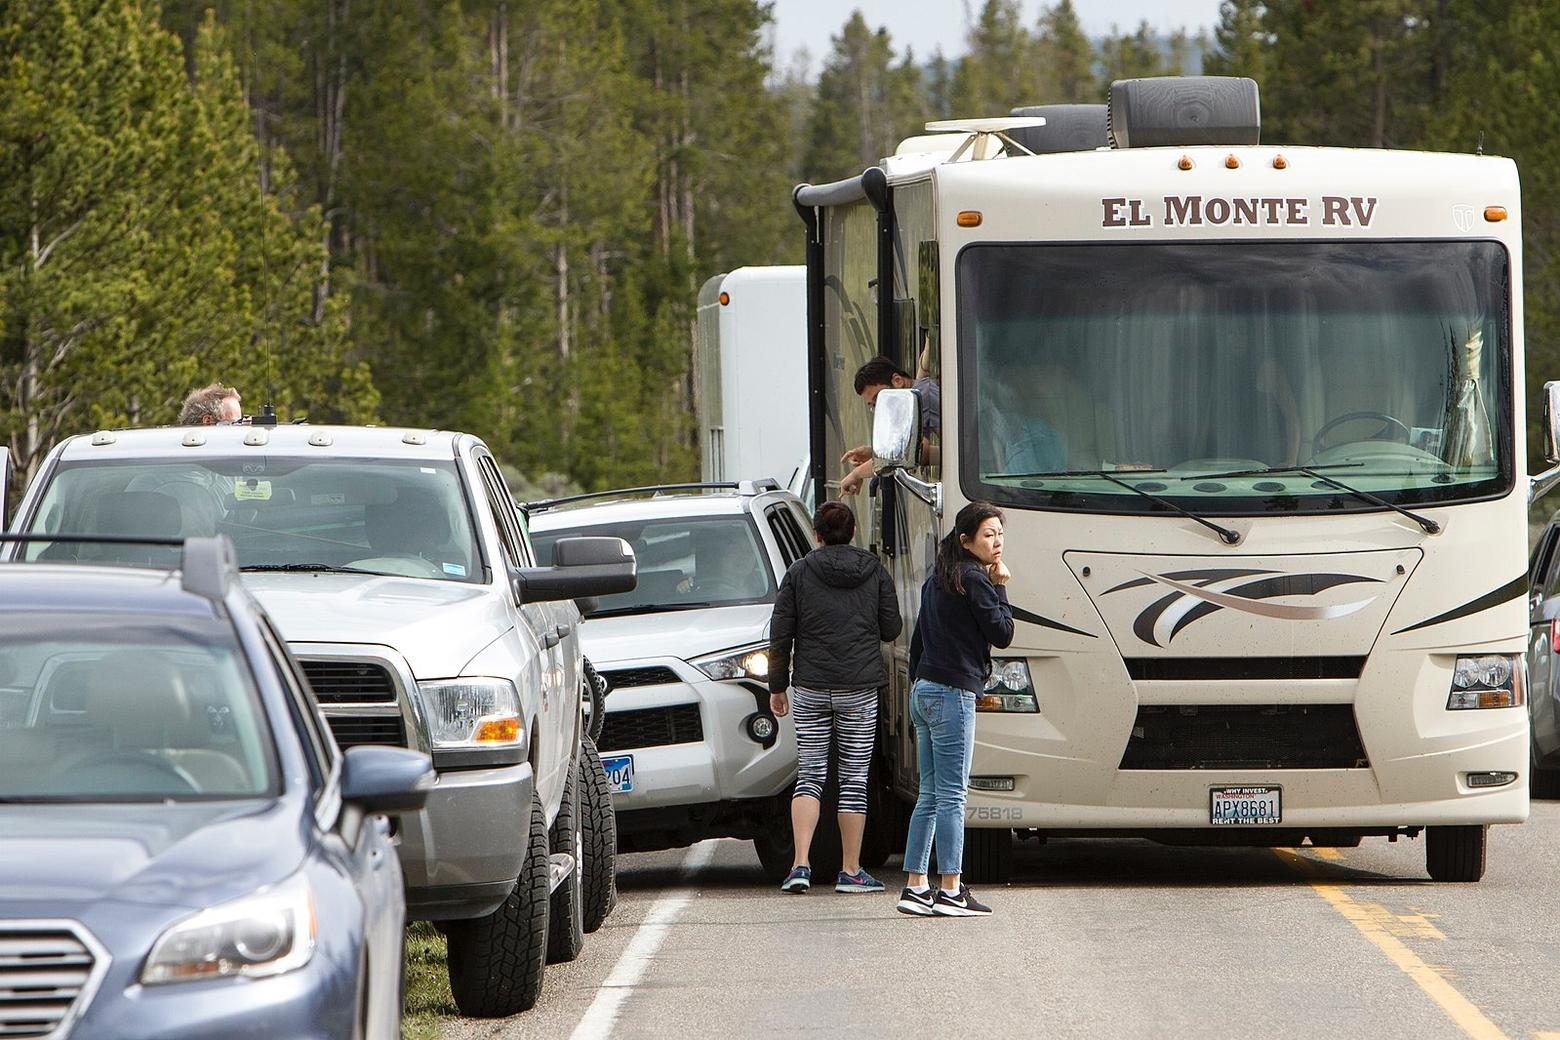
[1010,605,1096,638]
[1391,575,1527,635]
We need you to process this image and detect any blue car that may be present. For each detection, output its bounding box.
[0,536,432,1040]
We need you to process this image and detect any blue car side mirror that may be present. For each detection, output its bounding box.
[340,745,434,814]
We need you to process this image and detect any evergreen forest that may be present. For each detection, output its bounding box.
[3,0,1557,502]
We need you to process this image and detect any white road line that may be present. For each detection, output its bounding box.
[567,840,719,1040]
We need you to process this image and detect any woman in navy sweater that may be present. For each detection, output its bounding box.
[898,502,1014,917]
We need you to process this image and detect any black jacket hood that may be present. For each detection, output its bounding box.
[805,544,880,589]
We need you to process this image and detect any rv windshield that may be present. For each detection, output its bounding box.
[959,240,1513,514]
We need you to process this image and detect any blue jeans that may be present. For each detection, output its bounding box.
[903,679,977,876]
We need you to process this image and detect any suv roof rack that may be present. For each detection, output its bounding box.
[526,479,780,513]
[0,534,238,601]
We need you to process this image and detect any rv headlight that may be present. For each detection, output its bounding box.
[415,678,524,747]
[978,659,1039,713]
[693,644,770,682]
[142,874,316,984]
[1446,655,1523,710]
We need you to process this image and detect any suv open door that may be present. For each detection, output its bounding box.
[1,446,10,529]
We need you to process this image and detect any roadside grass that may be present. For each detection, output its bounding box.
[403,923,456,1040]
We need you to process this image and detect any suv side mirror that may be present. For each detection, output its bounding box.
[513,536,637,603]
[872,387,921,470]
[340,745,434,814]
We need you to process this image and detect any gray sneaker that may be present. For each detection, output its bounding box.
[780,865,811,893]
[835,869,886,893]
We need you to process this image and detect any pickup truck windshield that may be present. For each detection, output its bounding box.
[21,458,482,582]
[0,618,276,802]
[533,516,774,616]
[960,240,1513,514]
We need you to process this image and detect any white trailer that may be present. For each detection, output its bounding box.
[695,266,809,498]
[795,77,1546,883]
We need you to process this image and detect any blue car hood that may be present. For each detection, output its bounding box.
[0,800,305,914]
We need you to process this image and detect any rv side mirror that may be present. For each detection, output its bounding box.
[872,387,921,470]
[1545,381,1560,464]
[512,536,637,604]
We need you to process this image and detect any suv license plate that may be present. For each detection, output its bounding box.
[1210,785,1281,825]
[602,755,635,794]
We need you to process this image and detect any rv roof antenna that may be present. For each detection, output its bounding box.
[254,403,278,428]
[1476,130,1485,156]
[924,117,1047,161]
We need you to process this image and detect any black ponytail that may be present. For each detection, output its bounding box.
[934,501,1004,596]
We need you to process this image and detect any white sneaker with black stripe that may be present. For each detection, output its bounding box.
[931,883,992,917]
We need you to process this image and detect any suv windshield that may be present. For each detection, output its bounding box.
[21,457,482,582]
[960,240,1513,514]
[533,515,774,616]
[0,618,277,802]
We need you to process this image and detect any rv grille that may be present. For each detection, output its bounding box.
[0,925,99,1039]
[1125,657,1366,681]
[1119,704,1368,770]
[599,704,703,753]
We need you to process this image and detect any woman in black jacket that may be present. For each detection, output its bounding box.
[768,501,902,894]
[897,501,1013,918]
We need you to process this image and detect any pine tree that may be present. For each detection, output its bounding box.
[1033,1,1097,104]
[804,12,925,182]
[950,0,1035,117]
[1098,20,1167,86]
[1203,0,1274,84]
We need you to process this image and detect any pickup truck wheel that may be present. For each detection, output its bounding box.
[445,791,550,1016]
[582,658,608,745]
[960,827,1014,884]
[580,736,618,933]
[1425,824,1487,882]
[860,766,897,870]
[1531,752,1560,799]
[546,754,585,963]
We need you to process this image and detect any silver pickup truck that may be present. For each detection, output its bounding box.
[2,424,633,1017]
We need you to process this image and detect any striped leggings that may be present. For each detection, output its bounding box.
[791,685,877,814]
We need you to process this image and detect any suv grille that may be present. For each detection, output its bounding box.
[1119,704,1369,770]
[300,661,397,703]
[325,714,407,750]
[599,704,703,753]
[0,926,98,1039]
[598,666,681,689]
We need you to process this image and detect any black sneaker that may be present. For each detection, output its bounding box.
[895,886,936,916]
[932,883,992,917]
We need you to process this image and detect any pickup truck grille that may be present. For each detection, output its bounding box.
[325,714,408,750]
[0,925,100,1039]
[1119,704,1369,770]
[300,661,397,703]
[599,704,703,753]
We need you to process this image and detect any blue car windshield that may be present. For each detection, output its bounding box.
[0,618,277,802]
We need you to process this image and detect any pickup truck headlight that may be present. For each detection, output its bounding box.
[142,874,315,984]
[978,659,1039,713]
[416,678,524,747]
[693,645,769,682]
[1446,654,1524,710]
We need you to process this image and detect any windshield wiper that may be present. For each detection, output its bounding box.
[240,563,396,576]
[586,602,715,619]
[1179,464,1440,534]
[984,469,1240,545]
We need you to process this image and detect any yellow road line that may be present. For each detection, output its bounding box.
[1276,849,1509,1040]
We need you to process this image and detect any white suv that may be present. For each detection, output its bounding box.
[528,481,812,876]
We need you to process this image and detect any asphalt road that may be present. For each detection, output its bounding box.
[444,801,1560,1040]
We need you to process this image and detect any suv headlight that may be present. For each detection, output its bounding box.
[416,678,524,747]
[142,873,316,984]
[1446,654,1524,710]
[693,644,769,682]
[979,659,1039,713]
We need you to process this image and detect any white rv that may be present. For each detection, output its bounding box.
[696,266,809,499]
[794,77,1548,883]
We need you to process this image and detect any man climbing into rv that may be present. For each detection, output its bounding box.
[840,356,940,495]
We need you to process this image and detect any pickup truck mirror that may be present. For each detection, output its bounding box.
[872,387,921,470]
[1546,381,1560,464]
[339,745,434,814]
[512,536,637,604]
[1,446,10,529]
